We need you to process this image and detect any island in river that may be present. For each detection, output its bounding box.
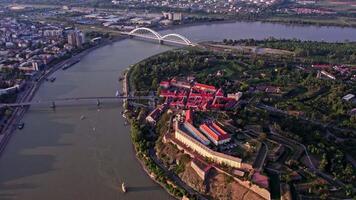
[126,39,356,200]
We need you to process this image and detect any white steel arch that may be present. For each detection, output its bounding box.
[129,27,162,40]
[161,33,192,45]
[128,27,194,46]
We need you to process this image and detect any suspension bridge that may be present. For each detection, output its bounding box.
[121,27,195,46]
[0,95,157,109]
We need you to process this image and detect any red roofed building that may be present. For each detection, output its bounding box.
[215,88,224,97]
[193,83,217,93]
[146,104,167,125]
[159,81,170,88]
[160,89,176,98]
[170,78,191,89]
[159,79,241,111]
[311,64,332,70]
[199,122,231,145]
[185,109,193,123]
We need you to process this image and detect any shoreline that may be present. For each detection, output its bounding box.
[3,2,356,29]
[122,69,179,199]
[161,18,356,33]
[123,68,204,200]
[0,36,125,156]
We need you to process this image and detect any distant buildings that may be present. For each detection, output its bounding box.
[67,31,85,48]
[0,18,72,74]
[0,81,25,96]
[312,64,356,81]
[43,29,63,37]
[342,94,355,102]
[162,12,183,22]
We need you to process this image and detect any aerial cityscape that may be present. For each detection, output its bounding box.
[0,0,355,200]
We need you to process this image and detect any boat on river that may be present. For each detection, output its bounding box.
[121,182,127,193]
[17,122,24,130]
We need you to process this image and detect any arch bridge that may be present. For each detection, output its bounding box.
[122,27,195,46]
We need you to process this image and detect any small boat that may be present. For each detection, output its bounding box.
[50,77,56,82]
[62,64,69,70]
[115,90,120,97]
[121,182,126,193]
[80,115,85,120]
[124,121,128,126]
[18,122,24,130]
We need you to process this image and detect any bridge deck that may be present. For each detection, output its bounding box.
[1,96,157,108]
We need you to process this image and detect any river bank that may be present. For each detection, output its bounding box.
[0,36,125,157]
[162,17,356,34]
[122,66,181,199]
[123,63,208,199]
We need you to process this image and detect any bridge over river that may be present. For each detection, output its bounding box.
[121,27,196,46]
[0,95,157,109]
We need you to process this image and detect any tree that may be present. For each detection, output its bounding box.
[319,153,328,171]
[258,132,267,141]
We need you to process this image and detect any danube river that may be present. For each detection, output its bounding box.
[0,22,356,200]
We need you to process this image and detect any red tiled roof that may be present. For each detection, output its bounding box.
[200,123,230,141]
[193,83,216,91]
[215,88,224,96]
[185,109,193,123]
[211,122,228,136]
[200,123,220,141]
[159,81,170,86]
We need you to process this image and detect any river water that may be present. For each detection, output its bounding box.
[0,22,355,200]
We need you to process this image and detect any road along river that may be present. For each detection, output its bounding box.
[0,21,356,200]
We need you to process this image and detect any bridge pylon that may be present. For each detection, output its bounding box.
[51,101,56,109]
